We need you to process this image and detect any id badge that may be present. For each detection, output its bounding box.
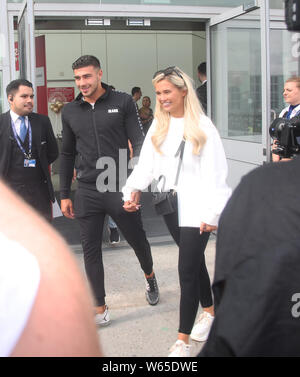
[24,159,36,168]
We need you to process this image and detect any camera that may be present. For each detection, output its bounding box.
[285,0,300,31]
[269,116,300,158]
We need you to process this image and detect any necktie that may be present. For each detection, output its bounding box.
[19,116,27,142]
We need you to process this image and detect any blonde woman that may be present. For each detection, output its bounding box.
[122,66,231,357]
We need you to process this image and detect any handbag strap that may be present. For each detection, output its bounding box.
[154,139,185,192]
[174,139,185,187]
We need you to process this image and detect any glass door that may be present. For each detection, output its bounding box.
[209,5,263,189]
[18,0,36,90]
[269,25,300,116]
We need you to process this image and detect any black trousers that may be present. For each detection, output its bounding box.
[75,187,153,306]
[163,211,213,335]
[11,180,52,222]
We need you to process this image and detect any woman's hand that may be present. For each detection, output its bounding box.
[123,191,141,212]
[200,222,217,235]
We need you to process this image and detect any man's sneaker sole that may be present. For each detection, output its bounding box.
[145,273,159,305]
[145,292,159,306]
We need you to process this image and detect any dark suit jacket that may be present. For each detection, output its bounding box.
[196,81,207,114]
[0,111,58,202]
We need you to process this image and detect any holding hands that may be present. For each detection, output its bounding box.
[123,191,141,212]
[200,222,217,235]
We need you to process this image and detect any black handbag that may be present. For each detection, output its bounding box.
[152,140,185,216]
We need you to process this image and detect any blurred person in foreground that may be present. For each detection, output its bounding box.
[199,156,300,357]
[0,180,101,357]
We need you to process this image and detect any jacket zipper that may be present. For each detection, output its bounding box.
[91,105,101,158]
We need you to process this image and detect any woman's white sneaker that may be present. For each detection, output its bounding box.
[95,305,110,326]
[168,340,192,357]
[190,311,214,342]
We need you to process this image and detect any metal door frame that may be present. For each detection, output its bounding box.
[17,0,36,94]
[206,1,274,170]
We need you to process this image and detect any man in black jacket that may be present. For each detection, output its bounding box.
[60,55,159,326]
[0,79,58,221]
[199,157,300,357]
[196,62,207,114]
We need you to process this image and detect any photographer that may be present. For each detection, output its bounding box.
[272,76,300,161]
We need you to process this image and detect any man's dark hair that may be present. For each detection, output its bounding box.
[197,62,207,76]
[6,79,33,97]
[131,87,141,96]
[72,55,101,70]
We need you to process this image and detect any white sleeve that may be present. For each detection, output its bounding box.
[122,121,157,201]
[0,232,40,357]
[279,107,288,117]
[199,120,232,226]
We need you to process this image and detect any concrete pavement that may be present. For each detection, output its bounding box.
[71,235,217,357]
[52,173,217,357]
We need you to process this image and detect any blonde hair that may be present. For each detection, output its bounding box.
[151,66,206,155]
[285,76,300,88]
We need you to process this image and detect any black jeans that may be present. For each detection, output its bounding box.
[75,187,153,306]
[11,180,52,222]
[163,211,213,335]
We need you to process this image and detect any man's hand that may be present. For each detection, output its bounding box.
[272,140,281,162]
[200,222,217,235]
[61,198,75,219]
[72,169,77,183]
[123,191,141,212]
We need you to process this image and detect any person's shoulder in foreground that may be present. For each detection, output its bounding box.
[0,181,102,357]
[199,156,300,357]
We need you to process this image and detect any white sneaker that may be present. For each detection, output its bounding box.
[95,306,110,326]
[190,311,214,342]
[168,340,192,357]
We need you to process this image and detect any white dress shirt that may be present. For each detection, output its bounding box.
[279,104,300,118]
[122,115,232,227]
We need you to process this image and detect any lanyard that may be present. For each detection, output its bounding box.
[10,118,32,159]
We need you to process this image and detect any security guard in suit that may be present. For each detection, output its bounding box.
[0,79,58,221]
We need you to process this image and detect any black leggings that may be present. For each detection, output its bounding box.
[163,211,213,335]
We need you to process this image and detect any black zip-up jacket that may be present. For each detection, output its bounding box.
[60,83,145,199]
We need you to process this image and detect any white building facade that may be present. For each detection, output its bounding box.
[0,0,297,188]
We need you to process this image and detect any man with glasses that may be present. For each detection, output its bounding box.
[60,55,159,326]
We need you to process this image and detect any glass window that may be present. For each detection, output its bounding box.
[211,15,262,143]
[8,0,245,6]
[270,29,300,117]
[0,32,3,67]
[270,0,284,10]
